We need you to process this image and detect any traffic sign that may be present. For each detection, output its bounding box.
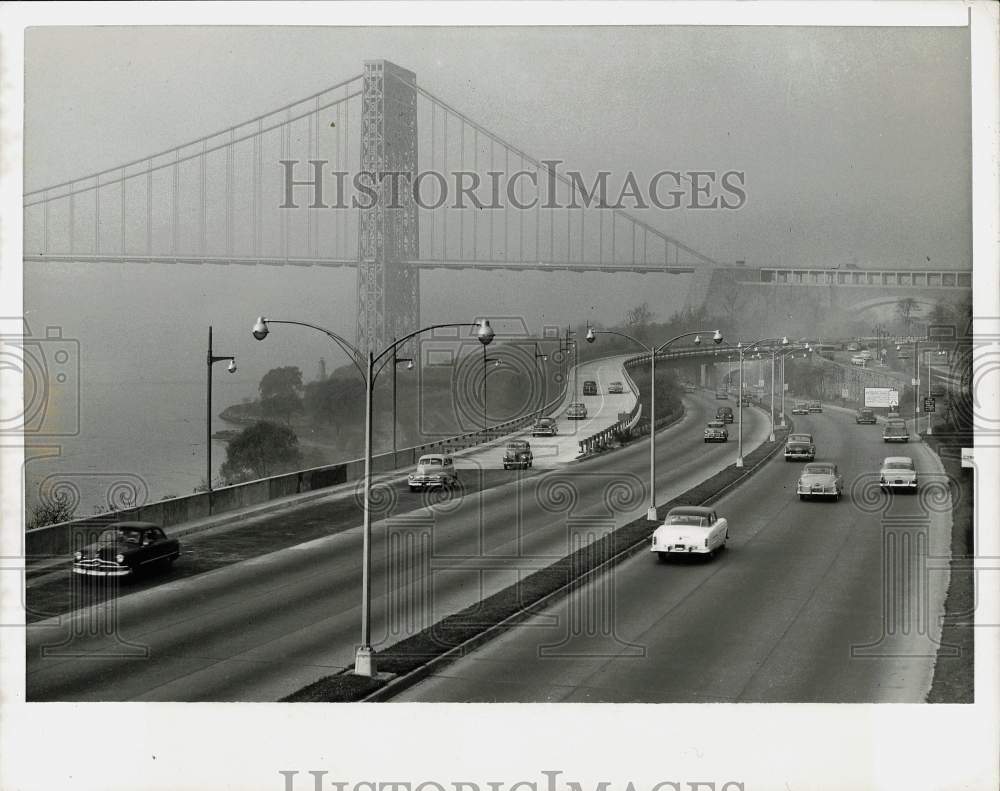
[923,397,936,413]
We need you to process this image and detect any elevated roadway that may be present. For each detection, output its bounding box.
[26,385,769,701]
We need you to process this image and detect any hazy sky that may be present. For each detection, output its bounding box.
[22,24,972,385]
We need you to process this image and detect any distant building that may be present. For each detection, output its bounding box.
[317,357,327,381]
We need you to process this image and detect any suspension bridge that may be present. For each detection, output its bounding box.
[23,59,719,354]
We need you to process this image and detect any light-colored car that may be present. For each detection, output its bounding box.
[651,506,729,561]
[850,355,867,366]
[566,402,588,420]
[531,416,558,436]
[808,401,823,413]
[683,383,697,393]
[792,402,809,415]
[797,462,844,501]
[883,419,909,442]
[608,381,624,394]
[880,456,918,492]
[784,433,816,461]
[408,454,459,491]
[704,420,729,443]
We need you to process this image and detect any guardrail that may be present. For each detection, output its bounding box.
[575,345,715,456]
[25,375,571,559]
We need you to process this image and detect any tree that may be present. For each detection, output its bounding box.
[623,302,655,342]
[27,498,76,530]
[219,421,303,484]
[895,297,920,336]
[258,366,303,424]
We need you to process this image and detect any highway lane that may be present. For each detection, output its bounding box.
[397,406,952,703]
[455,354,637,469]
[26,385,771,701]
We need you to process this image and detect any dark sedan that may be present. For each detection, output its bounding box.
[72,521,180,578]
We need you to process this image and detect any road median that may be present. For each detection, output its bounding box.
[283,411,791,703]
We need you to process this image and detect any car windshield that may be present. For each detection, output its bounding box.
[419,457,443,466]
[666,514,708,527]
[789,435,812,443]
[885,461,914,470]
[887,421,906,429]
[507,443,527,450]
[537,418,553,425]
[707,421,724,428]
[803,464,833,475]
[98,527,143,544]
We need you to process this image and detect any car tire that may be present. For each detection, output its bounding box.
[657,552,668,563]
[799,494,807,501]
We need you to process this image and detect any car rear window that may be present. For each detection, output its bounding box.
[666,515,708,527]
[803,464,833,474]
[789,435,812,443]
[885,460,913,469]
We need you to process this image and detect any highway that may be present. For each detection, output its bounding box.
[26,360,770,701]
[397,405,952,703]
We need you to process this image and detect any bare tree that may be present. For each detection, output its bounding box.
[895,297,920,336]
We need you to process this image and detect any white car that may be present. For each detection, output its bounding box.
[408,454,459,491]
[880,456,918,493]
[651,506,729,561]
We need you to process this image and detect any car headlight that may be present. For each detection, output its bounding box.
[74,550,82,561]
[115,553,125,564]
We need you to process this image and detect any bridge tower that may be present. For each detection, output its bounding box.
[357,60,420,355]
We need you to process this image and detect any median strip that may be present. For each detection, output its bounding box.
[283,413,791,702]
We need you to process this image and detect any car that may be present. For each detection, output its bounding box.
[566,402,588,420]
[850,355,867,367]
[740,395,753,406]
[930,384,946,397]
[704,420,729,443]
[847,343,860,352]
[883,419,909,442]
[650,506,729,561]
[858,350,874,360]
[72,521,180,578]
[582,380,598,395]
[502,439,533,470]
[716,406,734,423]
[608,381,624,394]
[796,462,844,501]
[715,390,729,400]
[880,456,918,492]
[855,408,876,424]
[808,401,823,413]
[531,416,558,436]
[683,383,697,393]
[887,411,901,419]
[784,432,816,461]
[792,402,809,415]
[408,454,459,491]
[896,352,911,360]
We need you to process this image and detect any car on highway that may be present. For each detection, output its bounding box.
[855,408,876,424]
[740,394,753,406]
[887,411,901,420]
[784,432,816,461]
[716,406,734,423]
[847,342,860,352]
[582,380,598,395]
[896,351,911,360]
[880,456,918,493]
[792,402,809,415]
[650,506,729,561]
[531,416,558,436]
[502,439,533,470]
[72,521,180,578]
[796,462,844,501]
[883,419,909,443]
[408,454,459,491]
[808,401,823,413]
[930,383,946,397]
[608,381,624,394]
[715,390,729,400]
[850,355,867,366]
[566,402,588,420]
[703,420,729,443]
[683,382,697,393]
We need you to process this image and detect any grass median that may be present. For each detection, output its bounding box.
[284,415,791,702]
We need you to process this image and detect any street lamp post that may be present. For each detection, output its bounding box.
[251,316,495,677]
[390,338,414,459]
[586,326,723,521]
[206,326,236,493]
[482,349,501,433]
[729,336,788,467]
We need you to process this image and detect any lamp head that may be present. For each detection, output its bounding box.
[252,317,269,341]
[712,330,723,344]
[542,354,548,362]
[493,359,501,368]
[477,319,495,346]
[781,336,789,346]
[406,360,414,370]
[227,360,237,374]
[585,327,596,343]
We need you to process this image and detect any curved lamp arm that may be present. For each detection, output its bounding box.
[254,318,366,381]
